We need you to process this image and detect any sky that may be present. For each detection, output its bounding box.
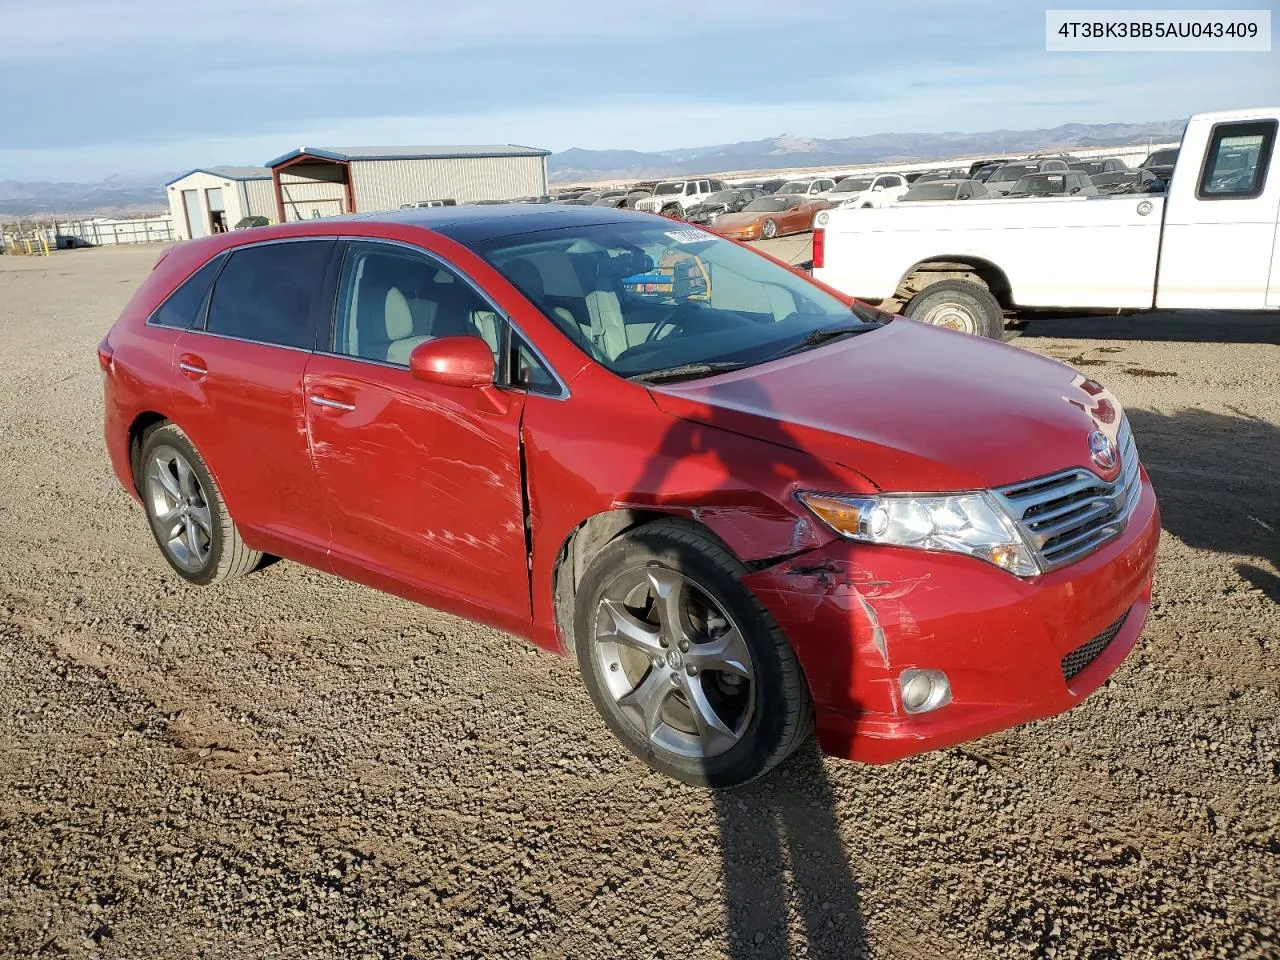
[1,0,1276,181]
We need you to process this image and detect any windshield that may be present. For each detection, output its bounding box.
[1144,149,1177,167]
[653,182,684,195]
[776,181,809,194]
[1010,174,1067,194]
[473,220,858,378]
[903,182,960,200]
[703,190,739,204]
[831,178,872,193]
[989,163,1034,183]
[742,198,787,212]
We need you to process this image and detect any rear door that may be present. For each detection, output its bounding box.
[1158,118,1279,309]
[170,238,338,563]
[304,239,532,631]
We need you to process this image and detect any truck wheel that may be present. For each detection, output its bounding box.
[662,205,684,220]
[903,279,1004,339]
[761,219,778,239]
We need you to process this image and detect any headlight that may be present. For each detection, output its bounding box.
[797,491,1039,577]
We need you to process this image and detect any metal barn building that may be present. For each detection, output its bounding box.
[165,167,275,240]
[264,145,551,221]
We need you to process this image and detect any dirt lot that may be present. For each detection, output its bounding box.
[1,244,1276,960]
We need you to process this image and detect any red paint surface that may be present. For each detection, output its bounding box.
[101,217,1160,765]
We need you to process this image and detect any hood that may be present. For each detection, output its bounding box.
[649,320,1126,492]
[711,211,766,230]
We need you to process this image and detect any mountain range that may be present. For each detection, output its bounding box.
[546,119,1186,182]
[0,118,1185,217]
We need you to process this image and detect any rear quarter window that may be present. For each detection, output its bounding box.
[149,255,225,329]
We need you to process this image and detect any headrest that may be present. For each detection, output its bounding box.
[504,258,545,299]
[384,287,413,340]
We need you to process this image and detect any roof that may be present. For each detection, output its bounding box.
[381,202,645,244]
[265,144,551,167]
[164,166,270,186]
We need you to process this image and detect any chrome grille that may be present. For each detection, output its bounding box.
[994,417,1142,572]
[1061,609,1129,682]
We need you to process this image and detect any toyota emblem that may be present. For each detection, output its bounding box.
[1088,430,1117,470]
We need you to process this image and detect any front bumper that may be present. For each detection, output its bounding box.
[743,472,1160,763]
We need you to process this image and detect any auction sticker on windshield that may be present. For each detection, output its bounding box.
[664,229,710,244]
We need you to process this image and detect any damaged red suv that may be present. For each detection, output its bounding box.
[100,206,1159,787]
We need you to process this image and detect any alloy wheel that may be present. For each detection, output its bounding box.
[593,564,755,760]
[145,444,213,572]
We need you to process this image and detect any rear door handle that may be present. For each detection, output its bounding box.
[308,395,356,412]
[177,353,207,378]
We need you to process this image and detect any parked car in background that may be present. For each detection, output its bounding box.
[775,178,837,200]
[685,188,766,225]
[233,216,270,229]
[899,179,990,202]
[758,178,787,194]
[831,172,910,209]
[399,199,458,209]
[709,195,828,239]
[594,190,652,209]
[985,158,1071,196]
[971,161,1006,183]
[968,158,1005,177]
[812,106,1280,338]
[1069,157,1128,177]
[1139,148,1179,182]
[912,168,971,184]
[99,204,1161,788]
[1003,171,1098,198]
[634,179,730,218]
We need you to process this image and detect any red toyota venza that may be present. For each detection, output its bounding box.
[99,206,1159,787]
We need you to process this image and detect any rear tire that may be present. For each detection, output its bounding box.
[138,423,261,586]
[902,278,1004,339]
[574,518,813,787]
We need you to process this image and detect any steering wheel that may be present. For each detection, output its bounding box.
[645,303,702,344]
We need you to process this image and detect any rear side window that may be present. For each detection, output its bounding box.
[1198,120,1276,200]
[150,255,224,329]
[205,240,335,349]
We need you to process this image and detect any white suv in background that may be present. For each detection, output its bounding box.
[830,172,910,208]
[775,178,838,201]
[635,178,730,218]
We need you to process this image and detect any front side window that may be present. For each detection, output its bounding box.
[1198,120,1275,199]
[204,240,335,349]
[151,255,225,329]
[332,241,501,367]
[472,220,863,381]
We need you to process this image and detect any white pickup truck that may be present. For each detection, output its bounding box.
[811,107,1280,338]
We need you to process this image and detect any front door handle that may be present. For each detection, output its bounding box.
[308,395,356,412]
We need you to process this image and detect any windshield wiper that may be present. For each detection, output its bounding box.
[629,361,750,384]
[768,319,882,360]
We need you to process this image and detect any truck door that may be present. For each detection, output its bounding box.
[1156,117,1279,310]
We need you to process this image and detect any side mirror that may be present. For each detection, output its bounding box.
[409,336,494,388]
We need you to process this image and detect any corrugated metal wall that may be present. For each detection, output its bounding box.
[279,164,347,220]
[241,178,277,219]
[350,156,547,211]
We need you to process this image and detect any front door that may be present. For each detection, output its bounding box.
[304,239,530,632]
[1158,117,1279,310]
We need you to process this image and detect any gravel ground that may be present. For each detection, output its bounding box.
[1,244,1276,960]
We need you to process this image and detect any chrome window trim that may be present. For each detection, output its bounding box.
[325,236,571,401]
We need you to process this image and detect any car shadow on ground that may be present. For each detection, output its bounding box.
[619,375,868,956]
[1126,406,1278,602]
[1014,310,1280,345]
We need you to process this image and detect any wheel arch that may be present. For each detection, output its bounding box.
[127,411,171,493]
[890,256,1014,312]
[552,508,751,655]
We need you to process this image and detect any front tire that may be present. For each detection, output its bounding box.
[761,219,778,239]
[574,519,813,787]
[661,205,684,220]
[138,423,261,585]
[902,278,1005,339]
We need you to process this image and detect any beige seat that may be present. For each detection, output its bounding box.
[383,286,431,365]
